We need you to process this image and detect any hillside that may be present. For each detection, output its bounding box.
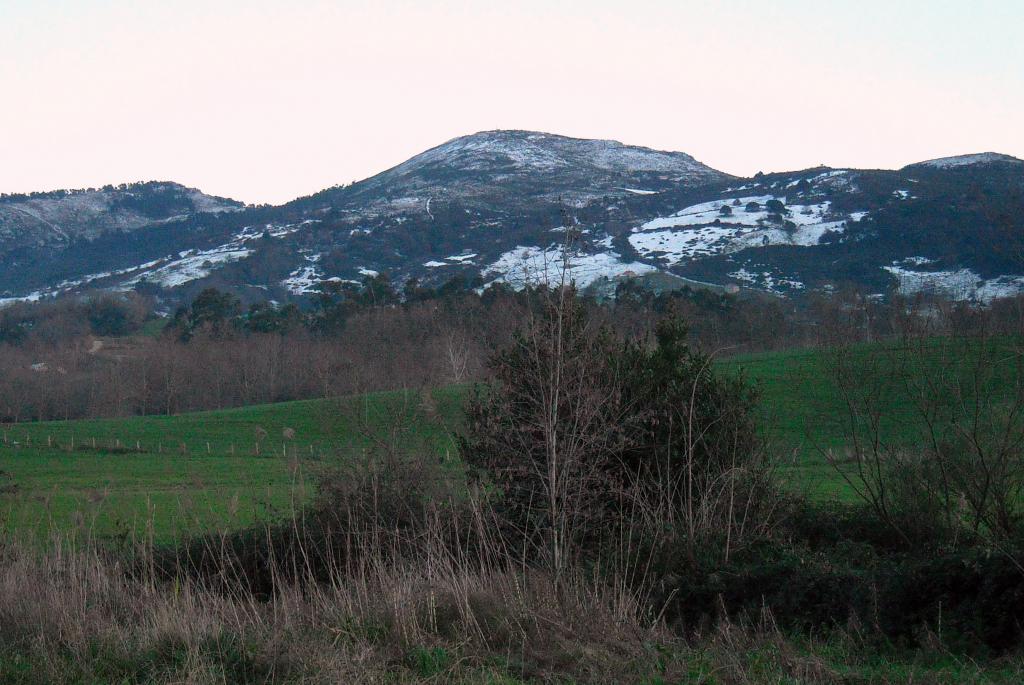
[0,182,246,300]
[0,133,1021,306]
[0,181,241,250]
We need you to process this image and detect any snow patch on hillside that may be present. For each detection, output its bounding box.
[629,196,856,264]
[117,219,320,291]
[283,253,324,294]
[883,265,1024,302]
[485,246,656,289]
[422,253,479,268]
[917,152,1022,169]
[729,268,805,294]
[125,247,253,288]
[637,196,776,231]
[0,292,43,309]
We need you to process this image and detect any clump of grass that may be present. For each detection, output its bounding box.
[0,531,687,683]
[3,532,1021,684]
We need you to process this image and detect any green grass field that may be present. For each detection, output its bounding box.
[1,337,1019,542]
[721,345,870,500]
[0,388,463,543]
[723,336,1024,499]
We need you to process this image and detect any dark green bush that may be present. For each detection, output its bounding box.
[656,502,1024,654]
[459,298,772,568]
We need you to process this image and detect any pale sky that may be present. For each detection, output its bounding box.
[1,0,1022,205]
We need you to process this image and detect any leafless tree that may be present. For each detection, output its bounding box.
[825,315,1024,546]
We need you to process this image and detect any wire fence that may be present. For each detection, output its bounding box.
[0,431,347,460]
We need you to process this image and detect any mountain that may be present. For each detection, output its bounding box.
[0,181,241,250]
[907,152,1023,170]
[631,154,1024,300]
[0,132,1022,306]
[302,129,730,213]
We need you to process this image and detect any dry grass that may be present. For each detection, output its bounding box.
[2,410,1021,683]
[0,534,684,684]
[2,531,1023,684]
[0,440,677,682]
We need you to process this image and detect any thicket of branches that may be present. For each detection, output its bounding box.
[0,276,792,422]
[460,287,777,575]
[825,319,1024,550]
[6,270,1024,424]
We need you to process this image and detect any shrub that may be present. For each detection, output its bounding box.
[460,291,779,573]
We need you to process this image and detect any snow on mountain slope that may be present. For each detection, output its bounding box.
[117,220,317,289]
[629,196,858,265]
[314,130,732,215]
[122,247,255,289]
[394,130,723,177]
[626,158,1024,301]
[0,182,243,252]
[909,152,1023,169]
[883,264,1024,303]
[283,253,326,295]
[485,244,657,289]
[2,132,1023,306]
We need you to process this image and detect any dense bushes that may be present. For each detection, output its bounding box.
[0,293,148,345]
[655,502,1024,654]
[455,292,1024,653]
[459,286,780,580]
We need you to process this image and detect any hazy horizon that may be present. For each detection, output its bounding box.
[2,0,1022,205]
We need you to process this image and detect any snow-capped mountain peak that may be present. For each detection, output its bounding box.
[910,152,1023,169]
[396,129,724,177]
[327,130,730,210]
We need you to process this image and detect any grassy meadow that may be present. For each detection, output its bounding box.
[1,337,1019,542]
[0,387,464,543]
[2,338,1024,683]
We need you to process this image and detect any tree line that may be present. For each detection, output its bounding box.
[3,273,1024,423]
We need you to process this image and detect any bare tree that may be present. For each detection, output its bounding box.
[825,319,1024,546]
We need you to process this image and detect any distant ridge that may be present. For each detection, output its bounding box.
[906,152,1023,169]
[1,131,1022,306]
